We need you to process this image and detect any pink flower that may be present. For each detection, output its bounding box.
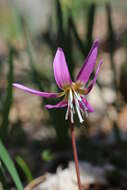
[13,40,102,123]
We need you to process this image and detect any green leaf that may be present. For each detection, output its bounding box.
[56,0,65,46]
[64,14,74,79]
[0,140,23,190]
[0,165,9,190]
[106,3,118,94]
[69,16,87,56]
[86,3,96,49]
[0,46,14,140]
[15,156,33,183]
[106,3,116,54]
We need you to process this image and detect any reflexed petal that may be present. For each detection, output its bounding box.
[13,83,59,98]
[45,100,67,109]
[87,59,103,93]
[81,97,94,112]
[53,48,72,89]
[76,40,98,84]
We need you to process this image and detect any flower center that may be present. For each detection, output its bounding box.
[62,82,88,123]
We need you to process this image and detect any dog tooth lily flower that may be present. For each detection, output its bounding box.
[13,40,102,124]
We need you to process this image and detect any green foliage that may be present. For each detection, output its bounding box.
[69,15,87,57]
[0,165,9,190]
[86,3,96,49]
[106,3,116,54]
[56,0,65,47]
[15,156,33,183]
[0,140,23,190]
[106,4,118,94]
[0,46,14,141]
[43,1,96,74]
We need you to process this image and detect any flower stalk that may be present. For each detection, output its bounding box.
[69,119,82,190]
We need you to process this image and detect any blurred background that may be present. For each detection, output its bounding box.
[0,0,127,189]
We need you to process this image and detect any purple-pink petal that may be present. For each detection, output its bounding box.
[45,100,67,109]
[81,98,94,112]
[53,48,72,89]
[76,40,98,84]
[87,59,103,93]
[13,83,59,98]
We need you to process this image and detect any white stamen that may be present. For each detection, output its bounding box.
[65,88,89,123]
[74,91,82,101]
[72,104,75,114]
[65,106,69,120]
[69,89,73,104]
[74,95,84,123]
[65,90,74,123]
[74,91,88,117]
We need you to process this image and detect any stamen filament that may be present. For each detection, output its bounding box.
[64,83,88,123]
[65,106,69,120]
[65,89,75,123]
[74,91,82,101]
[74,95,84,123]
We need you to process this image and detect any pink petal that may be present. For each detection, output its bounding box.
[13,83,59,98]
[81,97,94,112]
[76,40,98,84]
[45,100,67,109]
[53,48,72,89]
[87,59,103,93]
